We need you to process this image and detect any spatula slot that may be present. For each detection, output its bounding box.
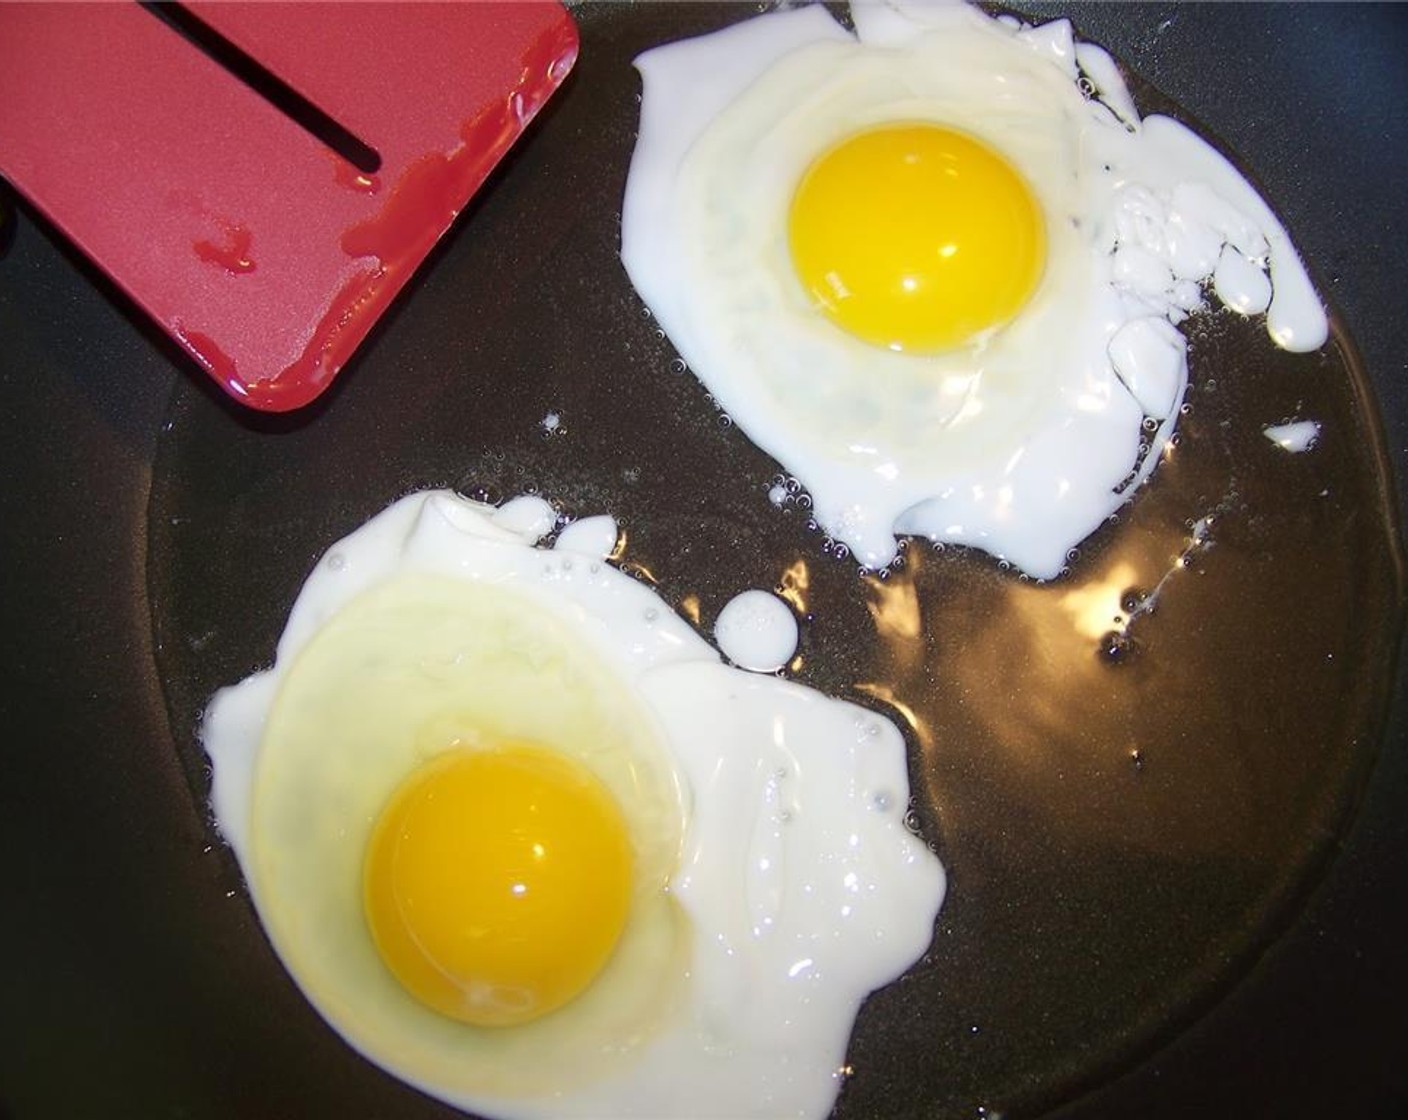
[139,1,382,175]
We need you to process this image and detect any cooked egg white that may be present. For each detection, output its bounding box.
[620,1,1328,578]
[203,490,945,1120]
[714,588,800,672]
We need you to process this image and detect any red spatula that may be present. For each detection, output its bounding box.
[0,2,578,411]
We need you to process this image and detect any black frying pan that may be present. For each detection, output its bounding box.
[3,4,1406,1119]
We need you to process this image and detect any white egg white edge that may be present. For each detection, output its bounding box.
[200,488,947,1120]
[619,0,1330,579]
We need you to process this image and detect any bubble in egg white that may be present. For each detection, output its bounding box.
[201,490,945,1120]
[620,1,1329,579]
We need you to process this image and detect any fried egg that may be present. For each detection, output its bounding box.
[202,490,945,1120]
[620,0,1328,578]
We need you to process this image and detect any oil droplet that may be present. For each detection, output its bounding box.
[1099,630,1138,664]
[460,482,502,506]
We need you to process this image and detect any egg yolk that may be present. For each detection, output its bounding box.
[363,743,633,1028]
[788,123,1046,353]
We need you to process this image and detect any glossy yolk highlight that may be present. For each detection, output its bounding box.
[363,743,633,1028]
[788,123,1046,353]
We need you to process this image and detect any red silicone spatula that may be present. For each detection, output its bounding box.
[0,2,578,411]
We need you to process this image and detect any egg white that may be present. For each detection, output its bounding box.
[203,490,945,1120]
[621,1,1327,578]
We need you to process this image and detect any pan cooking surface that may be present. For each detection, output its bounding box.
[5,4,1408,1119]
[146,5,1402,1118]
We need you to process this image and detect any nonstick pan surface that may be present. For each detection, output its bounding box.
[3,5,1407,1119]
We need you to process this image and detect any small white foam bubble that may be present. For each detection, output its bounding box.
[714,589,799,673]
[1263,419,1320,453]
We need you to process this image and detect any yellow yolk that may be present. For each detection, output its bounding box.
[363,743,633,1028]
[788,123,1046,353]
